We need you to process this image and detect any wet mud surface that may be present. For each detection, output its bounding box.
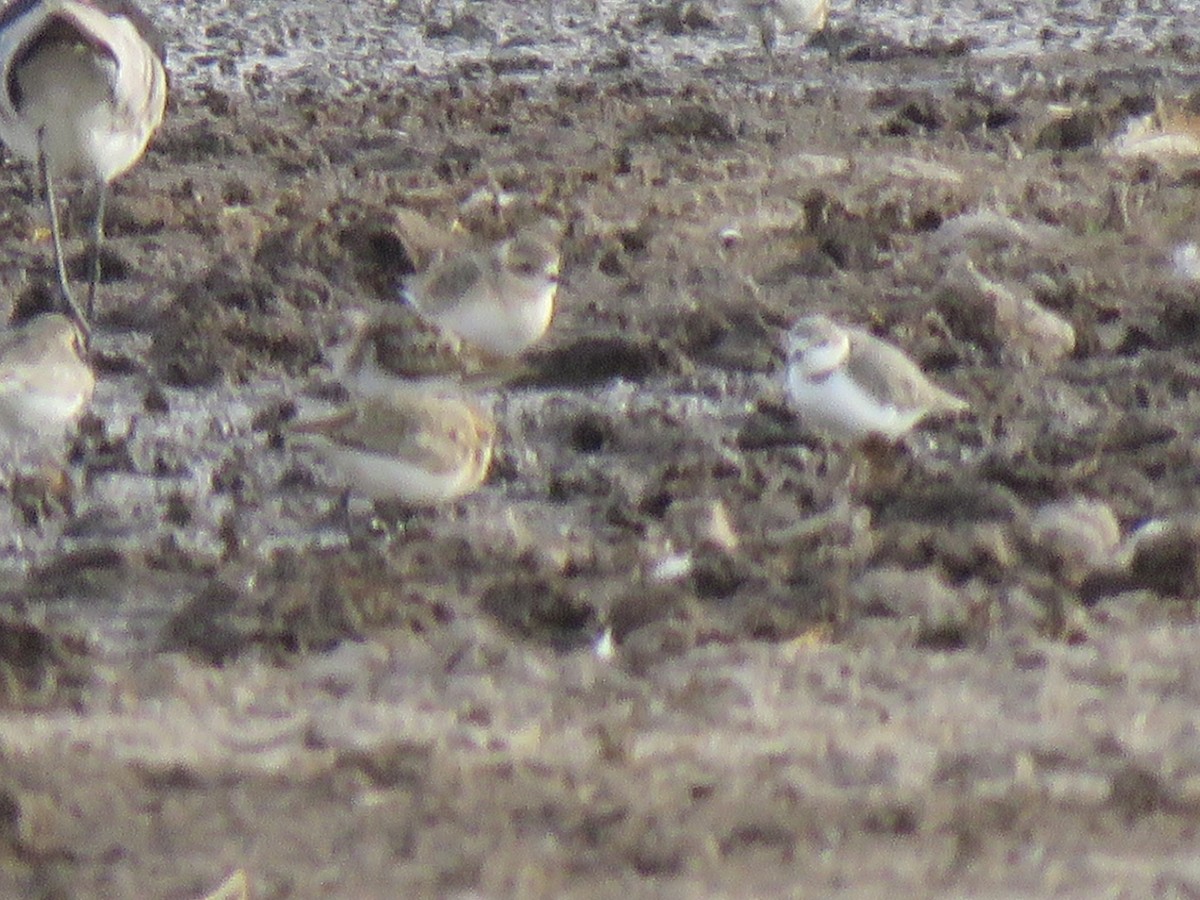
[2,1,1200,896]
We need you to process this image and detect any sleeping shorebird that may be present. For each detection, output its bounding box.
[737,0,829,59]
[288,390,496,507]
[404,223,561,358]
[0,312,94,442]
[0,0,168,336]
[328,306,525,397]
[781,314,967,444]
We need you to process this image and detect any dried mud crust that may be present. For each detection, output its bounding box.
[0,39,1200,898]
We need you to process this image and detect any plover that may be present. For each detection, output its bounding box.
[0,0,168,333]
[781,314,967,443]
[737,0,829,58]
[288,390,496,506]
[1027,498,1121,585]
[404,222,561,357]
[0,312,94,441]
[329,306,522,397]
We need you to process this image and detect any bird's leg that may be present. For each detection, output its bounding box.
[817,20,842,64]
[756,13,780,74]
[86,181,108,320]
[760,16,777,56]
[336,487,356,538]
[37,132,90,343]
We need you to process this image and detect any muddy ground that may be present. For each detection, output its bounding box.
[0,0,1199,896]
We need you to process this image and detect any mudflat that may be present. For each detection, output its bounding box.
[0,1,1199,896]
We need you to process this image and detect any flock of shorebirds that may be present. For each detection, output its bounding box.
[0,0,971,527]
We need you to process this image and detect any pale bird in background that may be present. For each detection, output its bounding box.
[737,0,829,58]
[288,390,496,506]
[781,314,967,444]
[404,223,562,358]
[0,0,168,336]
[0,312,94,441]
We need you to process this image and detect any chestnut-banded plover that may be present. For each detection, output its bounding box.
[289,390,496,506]
[404,222,561,357]
[782,314,967,443]
[0,312,93,441]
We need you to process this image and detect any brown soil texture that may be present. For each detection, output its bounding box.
[3,8,1200,899]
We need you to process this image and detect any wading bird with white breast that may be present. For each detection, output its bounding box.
[0,0,168,338]
[737,0,829,59]
[288,389,497,509]
[404,222,562,358]
[781,314,967,444]
[0,311,93,443]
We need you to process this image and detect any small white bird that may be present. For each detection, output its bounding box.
[0,312,94,441]
[781,314,967,443]
[405,224,561,358]
[0,0,168,333]
[737,0,829,57]
[288,390,496,506]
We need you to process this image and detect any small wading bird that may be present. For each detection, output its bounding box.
[782,314,967,444]
[404,223,562,358]
[0,312,94,441]
[738,0,829,59]
[288,390,496,509]
[0,0,168,338]
[329,306,528,397]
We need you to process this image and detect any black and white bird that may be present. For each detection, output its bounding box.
[0,0,167,336]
